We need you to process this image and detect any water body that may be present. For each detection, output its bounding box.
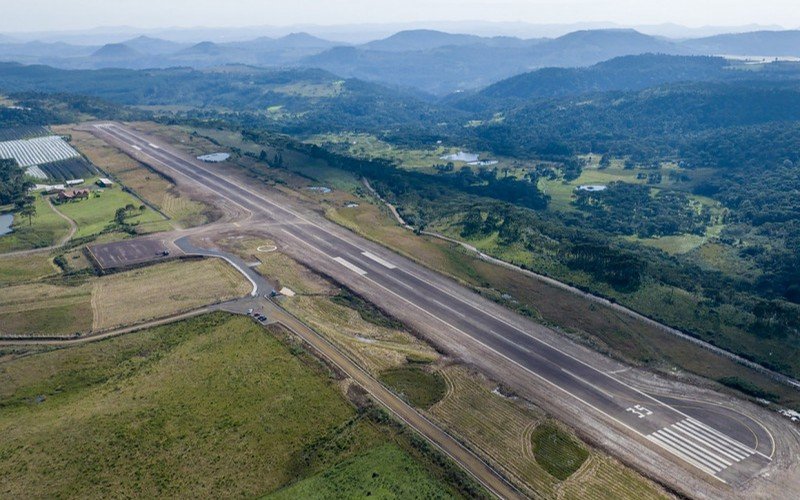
[0,213,14,236]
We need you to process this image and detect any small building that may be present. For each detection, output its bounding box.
[58,189,90,201]
[66,179,85,186]
[35,184,66,194]
[96,178,114,187]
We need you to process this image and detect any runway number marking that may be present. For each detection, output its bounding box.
[626,404,653,419]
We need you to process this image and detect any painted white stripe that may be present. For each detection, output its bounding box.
[652,431,725,472]
[362,251,397,269]
[132,145,142,151]
[148,143,160,149]
[673,422,746,461]
[681,420,746,454]
[333,256,367,276]
[647,435,723,479]
[561,368,616,399]
[489,330,532,353]
[684,419,756,455]
[661,428,732,467]
[431,298,466,318]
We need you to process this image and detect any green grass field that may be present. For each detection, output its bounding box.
[56,185,166,238]
[0,253,58,286]
[531,422,589,480]
[267,443,455,499]
[379,366,447,409]
[0,196,71,253]
[0,313,464,498]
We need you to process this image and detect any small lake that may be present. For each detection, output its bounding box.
[0,213,13,236]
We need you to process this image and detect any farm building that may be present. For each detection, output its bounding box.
[96,178,114,187]
[57,189,90,201]
[35,184,66,193]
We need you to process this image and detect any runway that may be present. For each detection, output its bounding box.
[89,122,777,489]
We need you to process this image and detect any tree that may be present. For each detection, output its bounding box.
[460,207,483,238]
[19,202,36,226]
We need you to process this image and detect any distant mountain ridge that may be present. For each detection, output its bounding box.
[682,30,800,56]
[449,54,800,111]
[2,28,800,93]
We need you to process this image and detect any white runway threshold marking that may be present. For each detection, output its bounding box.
[362,251,397,269]
[333,256,367,276]
[646,417,758,480]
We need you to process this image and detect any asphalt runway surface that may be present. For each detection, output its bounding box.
[90,122,778,488]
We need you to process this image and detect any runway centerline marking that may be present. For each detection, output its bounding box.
[561,368,617,400]
[362,251,397,269]
[332,256,367,276]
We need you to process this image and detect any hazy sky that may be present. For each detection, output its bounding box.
[1,0,797,32]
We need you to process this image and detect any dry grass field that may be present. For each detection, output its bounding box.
[91,258,251,330]
[0,282,93,337]
[0,258,250,337]
[0,253,59,286]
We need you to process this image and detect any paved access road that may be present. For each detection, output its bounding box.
[89,122,778,490]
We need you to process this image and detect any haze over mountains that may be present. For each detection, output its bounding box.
[1,27,799,95]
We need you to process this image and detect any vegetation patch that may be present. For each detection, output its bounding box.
[379,366,446,409]
[331,288,404,330]
[267,443,456,499]
[531,422,589,480]
[718,376,778,401]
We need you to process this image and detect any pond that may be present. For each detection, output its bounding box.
[0,213,14,236]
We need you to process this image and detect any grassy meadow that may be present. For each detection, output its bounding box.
[0,313,462,498]
[0,195,71,253]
